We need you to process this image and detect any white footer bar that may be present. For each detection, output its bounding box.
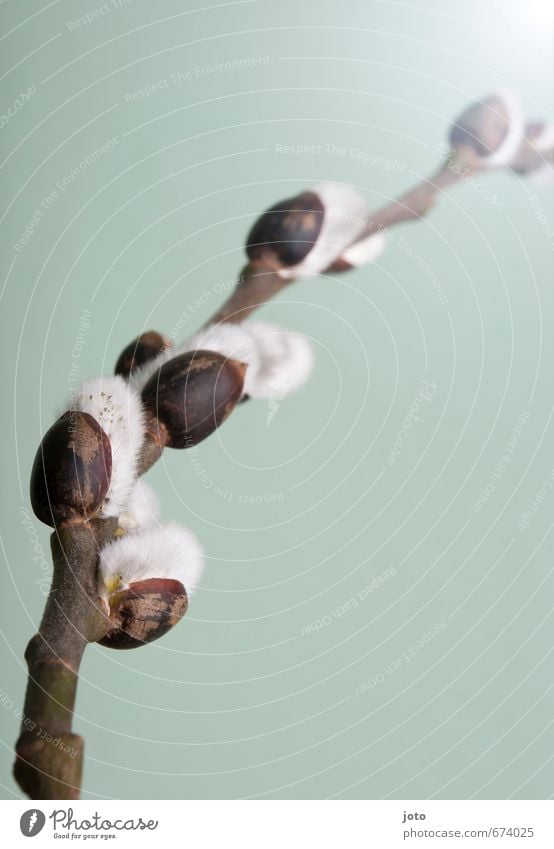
[2,799,553,848]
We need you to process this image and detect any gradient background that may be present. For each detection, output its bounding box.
[1,0,553,800]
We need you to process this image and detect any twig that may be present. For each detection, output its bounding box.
[14,131,531,799]
[14,519,117,799]
[11,148,480,800]
[208,149,480,325]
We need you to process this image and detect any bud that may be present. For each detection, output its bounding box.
[115,331,172,379]
[246,190,324,269]
[140,350,246,448]
[98,578,187,650]
[30,411,111,527]
[72,376,145,516]
[510,121,554,183]
[183,323,261,397]
[246,182,369,279]
[98,523,204,650]
[449,88,523,166]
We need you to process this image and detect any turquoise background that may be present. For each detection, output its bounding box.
[1,0,552,799]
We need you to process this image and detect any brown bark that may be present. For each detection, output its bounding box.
[14,518,117,799]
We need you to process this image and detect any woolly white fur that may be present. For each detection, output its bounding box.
[245,322,314,398]
[130,324,263,396]
[128,345,174,394]
[182,323,261,396]
[99,522,205,597]
[119,480,160,532]
[527,123,554,185]
[72,376,144,517]
[341,231,388,267]
[478,88,524,167]
[279,182,369,279]
[531,122,554,153]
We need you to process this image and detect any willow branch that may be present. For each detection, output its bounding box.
[209,265,292,325]
[207,148,481,325]
[14,518,117,800]
[13,121,534,799]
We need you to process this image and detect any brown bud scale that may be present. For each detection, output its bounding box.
[115,330,171,379]
[98,578,187,650]
[30,411,112,527]
[141,350,246,449]
[246,191,324,268]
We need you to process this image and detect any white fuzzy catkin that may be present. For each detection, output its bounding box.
[131,324,262,395]
[340,231,388,268]
[182,323,261,396]
[128,345,174,394]
[99,522,205,597]
[119,480,160,532]
[527,123,554,185]
[245,322,314,399]
[279,182,369,279]
[72,376,144,517]
[478,88,524,167]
